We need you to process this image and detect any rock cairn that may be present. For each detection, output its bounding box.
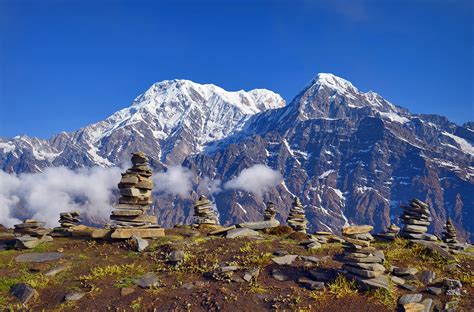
[59,211,81,228]
[264,202,277,221]
[14,220,51,237]
[193,195,219,225]
[399,199,437,241]
[287,197,307,233]
[442,219,465,251]
[110,152,157,228]
[340,225,389,290]
[375,224,400,242]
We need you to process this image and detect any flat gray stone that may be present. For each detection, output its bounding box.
[15,252,63,263]
[343,264,383,278]
[272,250,288,257]
[238,219,280,230]
[308,270,333,282]
[399,283,418,292]
[347,274,390,291]
[307,242,322,249]
[218,265,239,273]
[131,235,149,252]
[64,292,86,301]
[390,275,405,285]
[135,272,160,288]
[392,267,418,276]
[226,228,260,239]
[10,283,37,304]
[243,268,259,282]
[398,293,423,305]
[271,254,298,265]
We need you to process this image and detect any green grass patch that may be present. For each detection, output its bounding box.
[327,275,357,298]
[79,263,145,282]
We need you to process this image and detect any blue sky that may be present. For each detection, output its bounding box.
[0,0,472,138]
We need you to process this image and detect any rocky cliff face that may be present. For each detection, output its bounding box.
[1,74,472,240]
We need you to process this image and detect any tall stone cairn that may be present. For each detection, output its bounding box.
[263,202,277,221]
[399,199,437,241]
[110,152,158,228]
[442,219,464,251]
[340,225,389,290]
[287,197,307,233]
[193,195,219,225]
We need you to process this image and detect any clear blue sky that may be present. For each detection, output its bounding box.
[0,0,472,138]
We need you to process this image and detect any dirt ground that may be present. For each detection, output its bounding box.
[0,228,472,311]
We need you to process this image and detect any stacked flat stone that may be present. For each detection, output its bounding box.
[14,219,51,237]
[375,224,400,242]
[263,202,277,221]
[287,197,307,233]
[59,211,81,228]
[110,152,158,228]
[193,195,219,225]
[442,219,465,251]
[340,225,389,290]
[399,199,437,241]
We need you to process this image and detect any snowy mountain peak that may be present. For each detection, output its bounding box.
[133,79,284,114]
[313,73,359,94]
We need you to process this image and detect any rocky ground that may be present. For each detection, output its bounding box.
[0,226,473,311]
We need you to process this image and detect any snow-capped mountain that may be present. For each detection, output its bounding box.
[1,74,473,240]
[0,79,284,171]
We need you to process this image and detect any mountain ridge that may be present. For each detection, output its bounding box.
[1,73,472,241]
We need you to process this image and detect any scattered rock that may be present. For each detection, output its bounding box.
[209,226,235,236]
[218,265,239,273]
[402,302,425,312]
[135,272,160,288]
[298,256,321,264]
[390,275,405,285]
[169,250,185,263]
[398,293,423,305]
[443,278,462,296]
[271,270,288,282]
[243,268,259,282]
[399,284,418,292]
[10,283,37,304]
[421,298,434,312]
[121,287,135,296]
[131,235,149,252]
[64,292,86,301]
[298,277,324,290]
[308,270,333,282]
[181,283,195,290]
[392,267,418,277]
[342,225,374,235]
[239,219,280,230]
[226,228,260,239]
[271,254,298,265]
[420,270,436,285]
[426,286,442,295]
[44,264,70,276]
[15,252,63,263]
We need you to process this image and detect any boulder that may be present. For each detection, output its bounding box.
[10,283,37,304]
[226,228,260,239]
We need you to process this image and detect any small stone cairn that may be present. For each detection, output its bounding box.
[193,195,219,225]
[14,219,51,237]
[287,197,307,233]
[110,152,157,228]
[399,199,437,241]
[375,224,400,242]
[442,219,465,251]
[59,211,81,228]
[340,225,389,290]
[263,202,277,221]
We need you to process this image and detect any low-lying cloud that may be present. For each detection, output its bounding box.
[0,166,121,228]
[152,165,194,198]
[224,164,283,197]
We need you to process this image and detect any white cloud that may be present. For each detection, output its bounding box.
[0,167,121,228]
[224,164,283,197]
[152,166,194,198]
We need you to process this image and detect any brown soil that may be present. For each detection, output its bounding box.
[0,229,472,311]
